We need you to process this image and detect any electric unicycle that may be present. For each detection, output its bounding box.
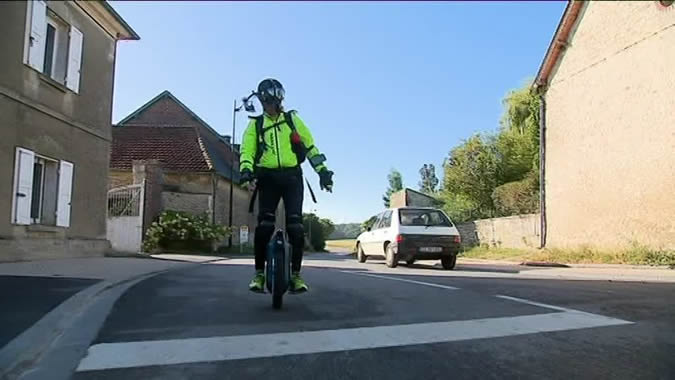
[266,230,292,309]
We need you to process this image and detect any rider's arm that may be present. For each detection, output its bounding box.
[240,120,257,173]
[292,113,328,173]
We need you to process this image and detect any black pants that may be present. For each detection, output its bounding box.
[254,167,305,273]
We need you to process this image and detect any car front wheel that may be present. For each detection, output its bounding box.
[441,255,457,270]
[357,243,367,263]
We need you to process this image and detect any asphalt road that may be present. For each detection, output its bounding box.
[0,275,99,348]
[72,254,675,380]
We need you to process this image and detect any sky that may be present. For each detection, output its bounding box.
[109,1,566,224]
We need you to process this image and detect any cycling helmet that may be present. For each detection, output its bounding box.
[257,78,285,105]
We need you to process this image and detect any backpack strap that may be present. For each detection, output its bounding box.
[249,115,266,169]
[283,110,296,131]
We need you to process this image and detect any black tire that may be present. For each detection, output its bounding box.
[406,258,415,266]
[357,243,367,263]
[385,245,398,268]
[441,255,457,270]
[273,294,283,309]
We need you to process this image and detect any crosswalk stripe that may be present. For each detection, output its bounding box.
[77,311,631,372]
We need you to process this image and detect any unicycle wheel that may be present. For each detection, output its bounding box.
[273,293,283,309]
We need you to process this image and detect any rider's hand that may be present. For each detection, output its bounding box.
[240,169,255,190]
[319,169,334,192]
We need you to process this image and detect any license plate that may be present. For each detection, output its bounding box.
[419,247,442,253]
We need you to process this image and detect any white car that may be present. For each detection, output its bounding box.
[356,207,461,269]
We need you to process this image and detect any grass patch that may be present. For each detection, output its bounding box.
[460,243,675,267]
[325,239,357,252]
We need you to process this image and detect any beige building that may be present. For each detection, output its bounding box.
[0,1,137,261]
[535,1,675,250]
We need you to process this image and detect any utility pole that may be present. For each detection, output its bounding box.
[228,99,241,248]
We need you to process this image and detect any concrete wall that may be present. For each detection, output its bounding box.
[544,2,675,250]
[0,1,119,260]
[458,214,540,249]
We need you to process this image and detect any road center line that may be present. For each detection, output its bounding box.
[341,271,459,290]
[77,311,632,372]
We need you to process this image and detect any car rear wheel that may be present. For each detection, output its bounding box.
[441,255,457,270]
[357,243,367,263]
[385,245,398,268]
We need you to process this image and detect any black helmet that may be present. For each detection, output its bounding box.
[257,78,285,104]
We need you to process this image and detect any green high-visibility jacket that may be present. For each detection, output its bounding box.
[240,111,327,174]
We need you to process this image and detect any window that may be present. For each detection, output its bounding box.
[12,148,73,227]
[42,15,69,84]
[26,1,83,93]
[380,210,393,228]
[371,213,384,230]
[399,209,453,227]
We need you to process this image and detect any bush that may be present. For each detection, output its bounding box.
[143,211,230,252]
[492,172,539,216]
[303,213,334,251]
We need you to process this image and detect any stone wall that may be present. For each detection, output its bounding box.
[108,171,133,189]
[458,214,540,249]
[162,192,212,217]
[544,1,675,249]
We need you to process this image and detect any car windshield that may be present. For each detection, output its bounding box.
[398,209,452,227]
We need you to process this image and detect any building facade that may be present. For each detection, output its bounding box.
[535,1,675,250]
[109,91,257,247]
[0,1,138,261]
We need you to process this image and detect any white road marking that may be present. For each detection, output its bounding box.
[341,271,460,290]
[495,295,580,313]
[77,311,631,372]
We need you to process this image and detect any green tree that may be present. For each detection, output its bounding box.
[382,169,403,208]
[495,83,541,184]
[418,164,439,194]
[442,134,499,219]
[303,213,335,251]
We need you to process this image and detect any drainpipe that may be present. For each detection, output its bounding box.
[211,173,217,225]
[538,91,547,249]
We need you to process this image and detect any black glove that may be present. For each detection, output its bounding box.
[240,169,254,185]
[319,169,334,192]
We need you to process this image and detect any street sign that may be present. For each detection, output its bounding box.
[240,225,249,244]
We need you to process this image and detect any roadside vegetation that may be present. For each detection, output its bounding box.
[461,244,675,267]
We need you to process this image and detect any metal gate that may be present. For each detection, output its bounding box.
[106,183,144,253]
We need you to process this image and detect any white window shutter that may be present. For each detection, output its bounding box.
[56,161,74,227]
[27,0,47,72]
[66,26,83,93]
[12,148,35,225]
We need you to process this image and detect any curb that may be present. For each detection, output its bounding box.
[520,261,570,268]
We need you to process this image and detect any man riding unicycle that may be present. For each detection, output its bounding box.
[239,78,334,293]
